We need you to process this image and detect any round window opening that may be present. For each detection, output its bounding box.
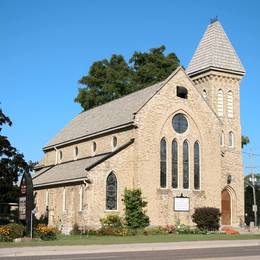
[172,113,188,134]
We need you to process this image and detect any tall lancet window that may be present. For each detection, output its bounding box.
[194,141,200,190]
[228,131,234,148]
[160,138,167,188]
[106,172,117,210]
[183,140,189,189]
[172,139,178,189]
[217,89,224,117]
[203,89,207,100]
[227,91,234,118]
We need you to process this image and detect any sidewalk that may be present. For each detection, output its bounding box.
[0,239,260,258]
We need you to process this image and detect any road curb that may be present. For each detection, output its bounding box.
[1,239,260,257]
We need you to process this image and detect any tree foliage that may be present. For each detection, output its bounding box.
[241,135,250,148]
[0,108,33,203]
[123,188,150,229]
[75,45,180,110]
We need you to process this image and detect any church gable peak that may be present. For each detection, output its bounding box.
[186,20,245,77]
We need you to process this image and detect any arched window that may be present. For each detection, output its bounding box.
[228,131,234,148]
[220,131,225,147]
[183,140,189,189]
[74,146,79,159]
[203,89,207,100]
[217,89,224,117]
[58,150,63,163]
[92,141,97,155]
[172,139,178,189]
[194,141,200,190]
[112,136,117,150]
[106,172,117,210]
[227,91,233,118]
[160,138,167,188]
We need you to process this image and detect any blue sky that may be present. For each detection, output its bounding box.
[0,0,260,174]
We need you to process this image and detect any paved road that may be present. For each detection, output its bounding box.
[1,246,260,260]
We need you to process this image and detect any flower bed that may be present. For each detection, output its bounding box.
[221,227,240,235]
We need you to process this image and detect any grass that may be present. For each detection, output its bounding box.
[1,233,260,248]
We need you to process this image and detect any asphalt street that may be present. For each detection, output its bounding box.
[1,246,260,260]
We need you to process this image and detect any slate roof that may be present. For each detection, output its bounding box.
[33,139,134,187]
[44,81,163,149]
[186,20,245,76]
[33,154,107,187]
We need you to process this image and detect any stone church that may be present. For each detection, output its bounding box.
[33,20,245,233]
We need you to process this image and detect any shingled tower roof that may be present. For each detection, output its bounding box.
[186,19,245,76]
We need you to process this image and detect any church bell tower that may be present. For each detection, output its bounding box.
[186,19,245,225]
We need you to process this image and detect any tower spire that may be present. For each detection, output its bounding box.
[186,20,245,77]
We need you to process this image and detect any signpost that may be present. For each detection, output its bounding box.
[19,172,34,234]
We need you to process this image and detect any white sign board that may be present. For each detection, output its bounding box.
[174,197,190,212]
[19,197,26,220]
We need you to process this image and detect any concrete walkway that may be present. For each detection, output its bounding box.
[0,239,260,258]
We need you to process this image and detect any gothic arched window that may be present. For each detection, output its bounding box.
[194,141,200,190]
[106,172,117,210]
[228,131,234,148]
[220,131,225,147]
[183,140,189,189]
[227,91,233,118]
[217,89,224,117]
[160,138,167,188]
[172,139,178,189]
[203,89,207,100]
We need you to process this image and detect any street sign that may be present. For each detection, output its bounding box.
[253,205,257,212]
[19,172,34,233]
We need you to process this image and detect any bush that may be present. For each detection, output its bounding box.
[176,223,193,234]
[35,224,58,240]
[98,226,129,236]
[0,223,24,241]
[6,223,25,239]
[100,214,123,228]
[0,225,11,241]
[192,207,221,231]
[123,189,150,229]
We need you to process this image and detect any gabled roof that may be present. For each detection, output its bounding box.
[34,139,134,187]
[44,82,163,149]
[186,20,245,76]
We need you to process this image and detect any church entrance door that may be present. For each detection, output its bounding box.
[221,189,231,225]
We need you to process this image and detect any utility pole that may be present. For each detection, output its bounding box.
[247,150,258,227]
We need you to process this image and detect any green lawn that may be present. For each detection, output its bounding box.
[1,233,260,248]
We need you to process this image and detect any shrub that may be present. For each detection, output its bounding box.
[192,207,221,231]
[98,214,128,236]
[100,214,123,228]
[123,189,150,229]
[0,223,24,241]
[6,223,25,239]
[0,225,11,241]
[162,224,176,234]
[35,224,58,240]
[98,226,129,236]
[176,223,192,234]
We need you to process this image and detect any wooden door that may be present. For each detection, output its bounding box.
[221,190,231,225]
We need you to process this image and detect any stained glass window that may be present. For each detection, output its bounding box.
[172,139,178,189]
[183,140,189,189]
[106,172,117,210]
[160,138,167,188]
[172,114,188,134]
[194,141,200,190]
